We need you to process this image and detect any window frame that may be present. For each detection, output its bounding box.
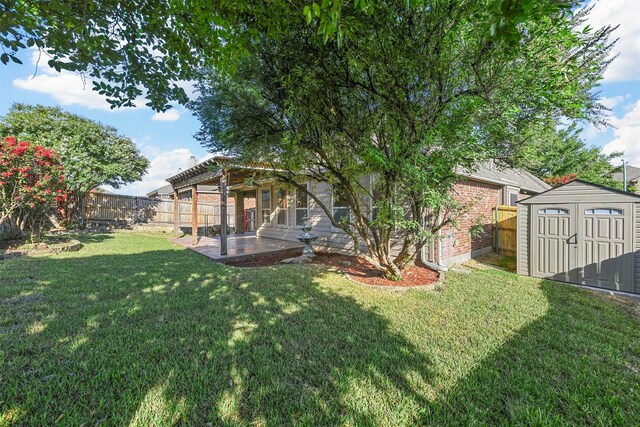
[369,174,381,222]
[538,208,569,215]
[584,208,623,215]
[261,188,272,225]
[275,187,288,226]
[508,191,519,207]
[331,186,351,228]
[295,184,310,226]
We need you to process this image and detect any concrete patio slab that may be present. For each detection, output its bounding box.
[172,233,304,263]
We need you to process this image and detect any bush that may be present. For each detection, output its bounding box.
[0,136,66,241]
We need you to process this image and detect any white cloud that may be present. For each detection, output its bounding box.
[602,98,640,165]
[106,149,214,196]
[586,0,640,82]
[600,94,627,109]
[151,109,181,121]
[12,50,147,111]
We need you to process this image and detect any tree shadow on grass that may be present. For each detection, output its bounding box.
[3,246,640,425]
[0,247,434,425]
[420,278,640,425]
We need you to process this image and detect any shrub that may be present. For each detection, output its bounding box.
[0,136,66,240]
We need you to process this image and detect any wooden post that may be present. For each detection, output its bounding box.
[220,171,228,256]
[173,189,179,236]
[235,191,245,234]
[191,185,198,246]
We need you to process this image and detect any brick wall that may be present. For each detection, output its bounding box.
[439,180,501,263]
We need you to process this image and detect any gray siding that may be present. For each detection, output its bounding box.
[517,204,529,275]
[256,179,406,255]
[636,203,640,293]
[520,180,640,204]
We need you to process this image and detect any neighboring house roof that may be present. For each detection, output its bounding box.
[612,165,640,184]
[458,161,551,194]
[90,187,113,194]
[146,184,174,197]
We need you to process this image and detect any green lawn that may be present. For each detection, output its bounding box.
[1,232,639,426]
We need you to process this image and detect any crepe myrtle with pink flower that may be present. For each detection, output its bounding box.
[0,136,66,239]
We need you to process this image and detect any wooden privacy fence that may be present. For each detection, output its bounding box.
[84,193,235,227]
[493,205,517,256]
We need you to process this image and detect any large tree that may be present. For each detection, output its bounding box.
[0,104,149,225]
[2,0,583,110]
[519,123,622,188]
[190,2,615,278]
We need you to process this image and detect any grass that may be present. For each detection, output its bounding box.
[1,232,639,425]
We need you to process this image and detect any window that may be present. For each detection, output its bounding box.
[585,208,622,215]
[538,208,569,215]
[509,192,519,206]
[261,189,271,224]
[370,185,383,222]
[295,185,309,226]
[332,187,351,225]
[276,187,287,225]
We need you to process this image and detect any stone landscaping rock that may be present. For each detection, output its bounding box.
[280,255,313,265]
[339,260,352,267]
[0,239,82,260]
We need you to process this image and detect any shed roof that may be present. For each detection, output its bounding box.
[517,179,640,204]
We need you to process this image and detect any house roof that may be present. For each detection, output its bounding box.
[166,157,549,194]
[613,165,640,183]
[458,161,551,193]
[146,184,174,197]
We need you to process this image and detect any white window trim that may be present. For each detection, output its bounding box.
[261,188,272,225]
[585,208,623,215]
[369,174,377,221]
[295,184,310,226]
[275,187,288,227]
[331,186,351,230]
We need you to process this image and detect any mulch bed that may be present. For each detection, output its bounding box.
[226,249,439,287]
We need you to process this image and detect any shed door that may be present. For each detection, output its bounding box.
[531,204,577,283]
[578,203,634,292]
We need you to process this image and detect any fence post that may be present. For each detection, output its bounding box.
[135,196,139,224]
[81,196,87,228]
[494,204,500,253]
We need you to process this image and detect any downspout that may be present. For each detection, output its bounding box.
[420,210,449,272]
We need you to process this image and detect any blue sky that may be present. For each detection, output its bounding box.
[0,49,211,195]
[1,0,640,195]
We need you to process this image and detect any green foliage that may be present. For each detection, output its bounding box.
[2,0,577,110]
[190,1,615,277]
[519,122,622,188]
[0,104,149,223]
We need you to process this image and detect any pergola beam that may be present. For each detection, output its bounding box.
[173,189,179,237]
[220,170,228,255]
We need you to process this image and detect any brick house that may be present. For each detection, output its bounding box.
[166,158,548,267]
[430,162,549,266]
